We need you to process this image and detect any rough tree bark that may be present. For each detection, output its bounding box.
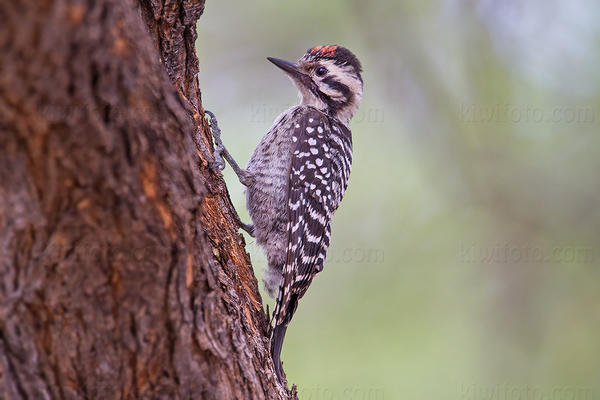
[0,0,296,398]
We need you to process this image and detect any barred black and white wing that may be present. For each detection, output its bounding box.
[270,108,352,380]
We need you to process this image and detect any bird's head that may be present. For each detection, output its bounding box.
[267,45,363,126]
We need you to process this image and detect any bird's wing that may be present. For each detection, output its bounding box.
[273,108,353,326]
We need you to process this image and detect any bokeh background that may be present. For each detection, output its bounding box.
[197,1,600,398]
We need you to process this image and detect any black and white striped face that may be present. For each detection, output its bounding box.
[267,46,363,126]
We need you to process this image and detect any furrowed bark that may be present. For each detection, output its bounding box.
[0,0,296,398]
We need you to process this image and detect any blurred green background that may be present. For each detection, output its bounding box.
[197,1,600,398]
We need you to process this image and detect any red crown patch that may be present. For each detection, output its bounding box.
[311,45,338,57]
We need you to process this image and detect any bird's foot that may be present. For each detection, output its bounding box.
[205,109,226,170]
[240,222,255,237]
[210,144,226,170]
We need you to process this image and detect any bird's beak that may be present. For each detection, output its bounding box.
[267,57,305,80]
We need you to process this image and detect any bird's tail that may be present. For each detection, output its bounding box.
[270,323,288,382]
[270,276,298,383]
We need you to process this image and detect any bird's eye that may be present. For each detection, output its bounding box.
[315,66,328,77]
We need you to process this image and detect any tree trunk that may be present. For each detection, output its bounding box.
[0,0,295,398]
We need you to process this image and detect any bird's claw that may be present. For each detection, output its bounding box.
[209,161,225,170]
[240,222,255,237]
[210,146,226,170]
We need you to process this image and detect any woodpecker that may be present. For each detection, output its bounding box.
[209,45,363,383]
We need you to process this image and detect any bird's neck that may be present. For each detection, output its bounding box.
[298,92,358,127]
